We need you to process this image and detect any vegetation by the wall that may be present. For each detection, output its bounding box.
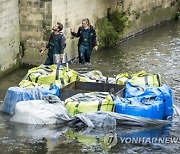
[174,11,180,20]
[96,11,129,48]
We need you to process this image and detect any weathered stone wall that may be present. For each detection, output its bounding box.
[0,0,20,77]
[121,0,178,37]
[19,0,52,65]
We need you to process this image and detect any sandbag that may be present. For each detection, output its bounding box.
[116,73,130,85]
[19,80,42,88]
[128,70,161,87]
[24,65,59,86]
[125,82,173,118]
[82,70,106,82]
[114,97,164,120]
[19,80,59,96]
[65,92,115,116]
[1,87,44,115]
[23,65,93,88]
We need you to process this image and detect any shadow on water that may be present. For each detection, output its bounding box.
[0,20,179,153]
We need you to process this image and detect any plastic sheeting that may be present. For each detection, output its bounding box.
[10,97,168,128]
[10,100,70,124]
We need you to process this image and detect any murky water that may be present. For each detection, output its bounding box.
[0,20,179,153]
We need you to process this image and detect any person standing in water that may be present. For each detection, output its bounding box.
[71,18,98,64]
[40,22,66,65]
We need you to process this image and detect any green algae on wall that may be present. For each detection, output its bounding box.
[125,6,177,37]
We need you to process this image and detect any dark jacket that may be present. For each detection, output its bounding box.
[46,32,66,54]
[71,25,97,50]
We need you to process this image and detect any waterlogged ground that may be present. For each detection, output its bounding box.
[0,20,179,153]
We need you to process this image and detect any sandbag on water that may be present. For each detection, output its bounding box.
[115,70,161,87]
[10,100,71,124]
[0,87,44,115]
[125,82,173,118]
[128,70,161,87]
[116,73,130,85]
[114,97,164,120]
[65,92,115,116]
[19,79,60,96]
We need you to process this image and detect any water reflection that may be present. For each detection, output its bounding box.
[6,122,172,153]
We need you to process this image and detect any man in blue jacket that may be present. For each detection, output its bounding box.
[71,18,98,64]
[40,22,66,65]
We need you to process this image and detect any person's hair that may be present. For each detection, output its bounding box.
[57,22,63,31]
[82,18,90,26]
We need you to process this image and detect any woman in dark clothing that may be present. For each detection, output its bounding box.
[71,18,98,64]
[40,22,66,65]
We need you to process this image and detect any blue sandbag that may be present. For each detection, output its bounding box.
[155,85,173,117]
[125,82,155,98]
[125,82,173,118]
[114,97,164,120]
[1,87,44,115]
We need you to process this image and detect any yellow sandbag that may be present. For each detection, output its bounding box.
[19,80,50,89]
[115,72,130,85]
[65,92,114,116]
[129,70,161,87]
[23,65,57,86]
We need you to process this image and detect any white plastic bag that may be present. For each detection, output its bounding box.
[10,100,70,124]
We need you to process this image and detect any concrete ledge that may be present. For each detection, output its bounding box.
[0,63,19,79]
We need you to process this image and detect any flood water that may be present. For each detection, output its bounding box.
[0,20,179,153]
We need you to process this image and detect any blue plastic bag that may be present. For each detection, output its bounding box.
[125,82,173,118]
[1,87,44,115]
[40,84,60,96]
[114,97,164,120]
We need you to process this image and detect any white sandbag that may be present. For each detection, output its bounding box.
[10,100,71,124]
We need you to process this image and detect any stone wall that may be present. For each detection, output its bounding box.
[19,0,52,65]
[121,0,178,37]
[0,0,20,77]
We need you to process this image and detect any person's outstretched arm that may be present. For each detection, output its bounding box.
[71,27,81,37]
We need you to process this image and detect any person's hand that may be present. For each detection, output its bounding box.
[40,47,46,56]
[60,53,64,60]
[93,46,98,51]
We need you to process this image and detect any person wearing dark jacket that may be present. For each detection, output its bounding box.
[40,22,66,65]
[71,18,98,64]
